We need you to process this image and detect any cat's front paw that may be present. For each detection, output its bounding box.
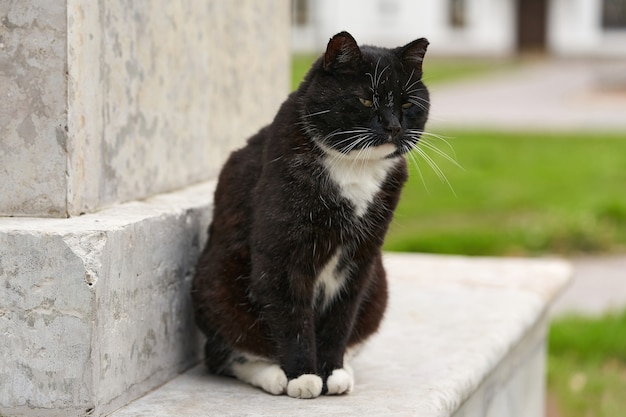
[287,374,323,399]
[325,368,354,395]
[257,364,288,395]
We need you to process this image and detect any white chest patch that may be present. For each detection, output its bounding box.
[313,248,346,311]
[321,145,399,217]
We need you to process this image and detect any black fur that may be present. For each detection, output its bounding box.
[192,32,429,395]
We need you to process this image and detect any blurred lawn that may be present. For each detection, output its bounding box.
[386,130,626,256]
[548,311,626,417]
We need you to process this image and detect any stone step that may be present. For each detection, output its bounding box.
[0,182,215,417]
[108,253,571,417]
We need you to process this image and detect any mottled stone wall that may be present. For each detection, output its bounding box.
[1,0,290,217]
[0,1,69,217]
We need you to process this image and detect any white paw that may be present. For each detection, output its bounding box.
[326,368,354,395]
[230,356,287,395]
[257,364,288,395]
[287,374,323,399]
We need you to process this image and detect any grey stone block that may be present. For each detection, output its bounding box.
[0,1,68,217]
[1,0,289,217]
[0,182,214,417]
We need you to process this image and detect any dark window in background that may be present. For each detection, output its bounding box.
[449,0,467,28]
[292,0,309,27]
[603,0,626,29]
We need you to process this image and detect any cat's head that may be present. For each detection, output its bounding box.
[298,31,429,161]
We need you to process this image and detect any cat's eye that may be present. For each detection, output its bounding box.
[359,97,373,108]
[402,102,413,109]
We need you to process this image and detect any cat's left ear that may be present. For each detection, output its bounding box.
[323,31,362,73]
[398,38,429,73]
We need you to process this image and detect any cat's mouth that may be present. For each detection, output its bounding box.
[367,143,397,160]
[317,140,399,161]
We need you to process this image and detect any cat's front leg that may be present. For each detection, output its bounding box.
[316,345,354,396]
[252,265,323,398]
[271,313,324,399]
[314,284,364,395]
[315,321,355,395]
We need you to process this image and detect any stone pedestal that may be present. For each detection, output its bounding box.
[0,0,289,217]
[108,254,571,417]
[0,183,213,417]
[0,1,289,416]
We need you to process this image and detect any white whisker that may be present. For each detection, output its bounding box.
[419,139,464,170]
[404,143,429,193]
[302,109,332,118]
[403,69,416,90]
[412,147,456,195]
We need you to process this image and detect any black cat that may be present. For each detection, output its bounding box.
[192,31,429,399]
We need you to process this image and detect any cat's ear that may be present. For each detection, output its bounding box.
[323,31,362,73]
[399,38,429,73]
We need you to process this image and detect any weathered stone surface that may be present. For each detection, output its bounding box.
[0,182,214,417]
[1,0,290,217]
[0,1,68,217]
[66,0,289,216]
[108,253,571,417]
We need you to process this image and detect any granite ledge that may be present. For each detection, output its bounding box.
[0,181,216,417]
[109,253,572,417]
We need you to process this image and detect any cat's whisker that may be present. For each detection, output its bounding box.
[411,129,453,141]
[357,142,375,173]
[404,143,429,193]
[302,109,332,118]
[418,139,464,171]
[332,134,372,157]
[322,134,369,174]
[407,100,429,113]
[407,130,458,159]
[407,96,431,112]
[411,146,457,195]
[323,128,372,142]
[404,79,424,93]
[403,69,416,90]
[407,95,430,104]
[376,65,390,89]
[406,86,427,94]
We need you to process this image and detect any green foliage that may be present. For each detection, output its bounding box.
[385,130,626,255]
[548,312,626,417]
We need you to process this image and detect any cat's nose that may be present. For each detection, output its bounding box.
[383,118,401,139]
[385,123,401,139]
[379,109,401,139]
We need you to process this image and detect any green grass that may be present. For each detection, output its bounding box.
[384,130,626,256]
[292,54,319,90]
[548,311,626,417]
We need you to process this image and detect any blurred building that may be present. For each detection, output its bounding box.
[291,0,626,56]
